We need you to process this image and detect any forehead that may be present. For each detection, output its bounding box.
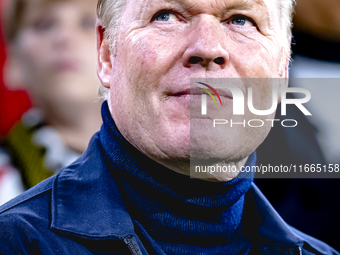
[23,0,96,10]
[7,0,97,39]
[19,0,97,24]
[9,0,97,22]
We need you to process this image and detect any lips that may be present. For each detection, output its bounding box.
[169,87,233,99]
[52,60,79,73]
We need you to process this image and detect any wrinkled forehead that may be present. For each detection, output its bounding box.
[122,0,280,21]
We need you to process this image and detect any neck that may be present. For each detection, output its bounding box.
[42,100,102,152]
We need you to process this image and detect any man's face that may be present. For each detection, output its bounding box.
[99,0,287,175]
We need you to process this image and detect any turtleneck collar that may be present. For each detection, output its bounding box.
[99,101,255,254]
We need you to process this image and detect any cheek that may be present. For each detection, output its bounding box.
[117,33,178,102]
[18,41,51,83]
[123,33,158,66]
[228,32,281,77]
[110,39,158,118]
[78,39,97,67]
[123,29,183,77]
[121,40,156,93]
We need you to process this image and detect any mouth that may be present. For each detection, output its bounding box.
[52,60,79,73]
[169,87,233,100]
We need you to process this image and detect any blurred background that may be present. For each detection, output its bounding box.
[256,0,340,251]
[0,0,31,138]
[0,0,31,204]
[0,0,101,203]
[0,0,339,251]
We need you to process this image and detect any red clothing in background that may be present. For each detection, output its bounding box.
[0,0,31,136]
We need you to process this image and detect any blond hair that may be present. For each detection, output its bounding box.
[279,0,296,58]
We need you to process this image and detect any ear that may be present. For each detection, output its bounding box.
[96,21,112,89]
[3,46,26,90]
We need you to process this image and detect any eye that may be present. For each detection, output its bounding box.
[32,17,55,32]
[229,15,256,27]
[154,11,178,22]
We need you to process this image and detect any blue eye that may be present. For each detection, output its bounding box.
[232,17,246,26]
[230,16,254,26]
[156,12,171,21]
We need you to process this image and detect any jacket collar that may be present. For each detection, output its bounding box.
[50,132,134,239]
[50,132,304,247]
[243,183,304,247]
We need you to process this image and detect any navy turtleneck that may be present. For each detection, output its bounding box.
[99,101,255,254]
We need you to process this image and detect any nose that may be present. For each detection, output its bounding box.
[183,17,229,69]
[53,26,74,50]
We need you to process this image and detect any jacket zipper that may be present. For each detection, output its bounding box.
[122,235,143,255]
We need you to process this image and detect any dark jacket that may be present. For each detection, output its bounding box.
[0,133,338,255]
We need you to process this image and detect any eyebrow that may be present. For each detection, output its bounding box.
[225,0,267,11]
[162,0,269,13]
[252,0,266,7]
[221,0,272,25]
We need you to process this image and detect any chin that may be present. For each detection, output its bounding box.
[190,137,253,161]
[190,150,228,162]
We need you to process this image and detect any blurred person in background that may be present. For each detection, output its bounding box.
[0,0,101,203]
[256,0,340,250]
[0,0,30,204]
[0,0,31,138]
